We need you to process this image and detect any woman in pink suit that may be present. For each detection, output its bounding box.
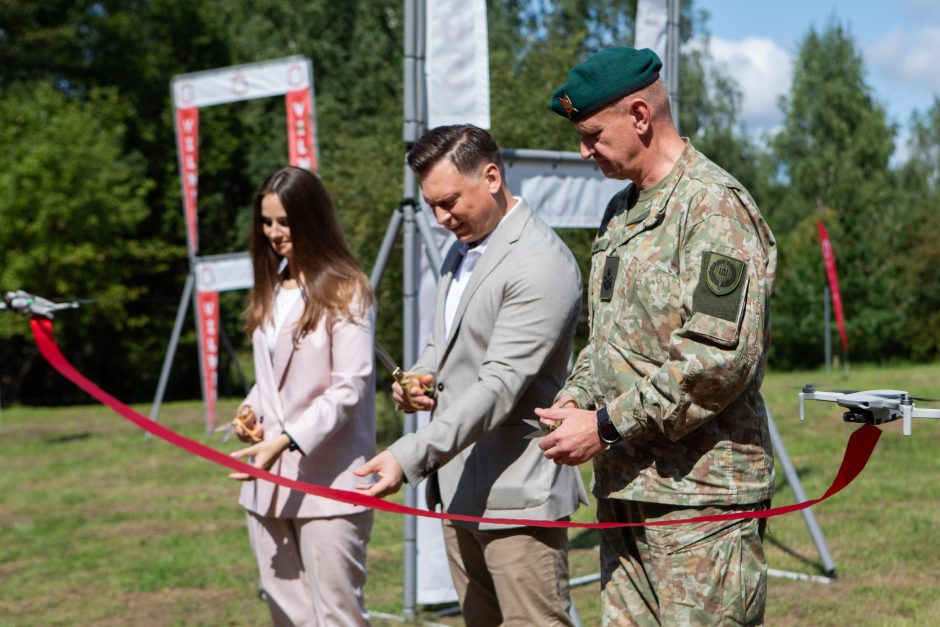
[230,166,376,626]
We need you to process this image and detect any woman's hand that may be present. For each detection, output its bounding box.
[229,433,291,481]
[233,403,264,444]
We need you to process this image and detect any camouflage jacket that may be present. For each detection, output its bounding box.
[559,141,777,506]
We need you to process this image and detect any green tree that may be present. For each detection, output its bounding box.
[0,82,177,402]
[896,98,940,360]
[768,19,900,368]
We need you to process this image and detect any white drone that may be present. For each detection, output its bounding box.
[798,384,940,436]
[0,290,88,319]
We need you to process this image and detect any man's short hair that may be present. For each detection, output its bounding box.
[407,124,505,180]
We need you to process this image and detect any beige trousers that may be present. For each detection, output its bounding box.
[246,510,373,626]
[442,519,574,627]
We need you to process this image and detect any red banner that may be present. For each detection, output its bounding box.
[196,290,220,431]
[817,220,848,352]
[175,107,200,254]
[30,316,883,528]
[285,89,316,171]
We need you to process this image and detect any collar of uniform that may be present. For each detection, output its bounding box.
[609,139,693,249]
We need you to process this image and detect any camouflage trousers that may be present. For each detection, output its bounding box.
[597,498,769,627]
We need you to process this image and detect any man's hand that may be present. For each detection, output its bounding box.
[228,434,290,481]
[392,373,436,412]
[554,395,578,410]
[534,405,606,466]
[354,450,406,498]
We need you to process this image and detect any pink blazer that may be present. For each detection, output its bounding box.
[239,296,376,519]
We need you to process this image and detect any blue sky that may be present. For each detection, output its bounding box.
[694,0,940,158]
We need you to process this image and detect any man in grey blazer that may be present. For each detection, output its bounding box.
[355,125,587,626]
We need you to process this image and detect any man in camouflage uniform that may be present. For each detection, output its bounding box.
[536,47,777,626]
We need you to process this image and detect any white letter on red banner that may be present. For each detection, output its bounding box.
[196,290,220,430]
[286,89,316,171]
[175,107,200,254]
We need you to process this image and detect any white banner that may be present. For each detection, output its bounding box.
[426,0,490,129]
[502,150,626,229]
[172,56,312,109]
[194,253,254,293]
[635,0,669,60]
[416,220,459,605]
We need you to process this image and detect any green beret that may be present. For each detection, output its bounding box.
[549,47,662,121]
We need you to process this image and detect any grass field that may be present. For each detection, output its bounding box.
[1,362,939,625]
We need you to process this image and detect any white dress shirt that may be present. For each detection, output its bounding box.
[264,284,302,359]
[443,198,520,337]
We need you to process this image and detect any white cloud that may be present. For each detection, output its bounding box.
[696,36,792,132]
[869,26,940,93]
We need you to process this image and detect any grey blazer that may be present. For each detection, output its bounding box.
[388,199,588,530]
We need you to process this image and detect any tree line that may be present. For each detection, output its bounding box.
[1,0,938,405]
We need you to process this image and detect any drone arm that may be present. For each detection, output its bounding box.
[810,391,843,402]
[799,390,846,423]
[911,407,940,419]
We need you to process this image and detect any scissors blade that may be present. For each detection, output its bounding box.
[374,340,403,381]
[523,418,548,439]
[214,422,235,442]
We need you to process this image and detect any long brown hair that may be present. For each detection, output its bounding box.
[245,166,373,343]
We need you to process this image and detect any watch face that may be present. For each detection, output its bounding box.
[599,417,621,444]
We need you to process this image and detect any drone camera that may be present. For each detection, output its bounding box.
[842,409,877,425]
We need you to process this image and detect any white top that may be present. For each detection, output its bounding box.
[264,285,302,359]
[444,198,519,337]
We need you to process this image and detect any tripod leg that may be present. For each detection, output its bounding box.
[148,273,194,438]
[370,209,404,292]
[414,204,444,275]
[767,407,837,577]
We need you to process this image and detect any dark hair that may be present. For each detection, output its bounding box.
[246,166,372,341]
[407,124,504,180]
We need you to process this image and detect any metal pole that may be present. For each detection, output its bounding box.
[148,273,195,439]
[667,0,680,130]
[401,0,424,617]
[414,207,444,274]
[824,285,832,373]
[370,209,405,290]
[402,191,420,619]
[766,408,837,577]
[403,0,420,145]
[191,282,211,435]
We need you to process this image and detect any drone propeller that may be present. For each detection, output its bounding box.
[792,384,857,394]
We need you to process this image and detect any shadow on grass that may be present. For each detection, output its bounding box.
[570,527,599,549]
[43,432,92,444]
[765,533,832,577]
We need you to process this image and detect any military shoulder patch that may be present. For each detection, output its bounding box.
[705,252,744,295]
[693,251,748,322]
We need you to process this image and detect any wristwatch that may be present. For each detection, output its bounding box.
[596,407,622,445]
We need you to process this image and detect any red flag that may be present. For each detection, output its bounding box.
[285,89,316,171]
[196,290,220,431]
[817,220,848,352]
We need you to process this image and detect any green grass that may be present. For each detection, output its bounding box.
[1,363,939,625]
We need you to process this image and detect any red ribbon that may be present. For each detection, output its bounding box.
[30,317,881,527]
